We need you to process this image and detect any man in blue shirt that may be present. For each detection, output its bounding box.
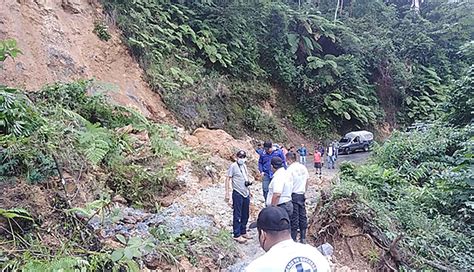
[258,141,287,201]
[255,143,264,156]
[296,144,307,165]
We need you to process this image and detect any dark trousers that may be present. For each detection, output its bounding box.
[291,193,308,240]
[277,201,294,218]
[262,174,271,201]
[232,190,250,238]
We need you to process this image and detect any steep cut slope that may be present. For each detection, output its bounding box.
[0,0,169,120]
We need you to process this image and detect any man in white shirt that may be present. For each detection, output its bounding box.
[286,152,310,243]
[327,143,335,169]
[266,157,293,218]
[245,206,330,272]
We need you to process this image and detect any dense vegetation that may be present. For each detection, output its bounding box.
[331,122,473,270]
[1,79,188,200]
[320,43,473,270]
[103,0,472,138]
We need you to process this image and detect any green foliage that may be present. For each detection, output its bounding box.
[335,124,473,270]
[447,65,474,126]
[150,225,236,267]
[20,256,91,272]
[3,253,134,272]
[244,106,284,140]
[66,198,110,218]
[0,39,21,62]
[0,208,33,221]
[93,20,111,41]
[111,235,154,263]
[0,86,44,137]
[402,65,446,123]
[1,81,187,205]
[102,0,474,136]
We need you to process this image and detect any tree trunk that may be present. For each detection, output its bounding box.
[334,0,340,22]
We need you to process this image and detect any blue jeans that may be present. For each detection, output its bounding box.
[232,190,250,238]
[327,155,335,169]
[299,156,307,165]
[262,174,271,201]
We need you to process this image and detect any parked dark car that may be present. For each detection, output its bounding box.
[338,131,374,154]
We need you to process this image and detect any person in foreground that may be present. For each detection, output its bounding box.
[245,206,331,272]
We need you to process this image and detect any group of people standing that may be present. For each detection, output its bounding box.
[312,141,339,177]
[226,140,331,271]
[227,141,310,243]
[225,141,329,271]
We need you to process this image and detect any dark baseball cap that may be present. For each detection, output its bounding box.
[263,141,272,149]
[236,150,247,158]
[271,156,283,169]
[256,206,290,231]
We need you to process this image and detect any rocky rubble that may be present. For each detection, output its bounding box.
[87,202,215,241]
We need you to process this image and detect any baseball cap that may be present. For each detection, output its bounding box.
[271,156,283,169]
[256,206,290,231]
[236,150,247,158]
[263,141,272,149]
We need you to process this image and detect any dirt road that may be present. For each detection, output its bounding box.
[226,151,371,271]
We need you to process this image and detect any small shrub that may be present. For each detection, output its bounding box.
[93,20,111,41]
[244,106,284,140]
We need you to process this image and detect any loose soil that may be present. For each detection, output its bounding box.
[0,0,171,121]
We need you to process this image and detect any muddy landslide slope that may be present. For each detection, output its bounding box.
[0,0,169,120]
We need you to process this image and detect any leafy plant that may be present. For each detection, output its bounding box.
[0,86,44,137]
[447,65,474,127]
[111,234,154,263]
[244,106,284,140]
[93,20,111,41]
[0,39,21,62]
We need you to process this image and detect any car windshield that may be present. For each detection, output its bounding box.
[339,138,350,143]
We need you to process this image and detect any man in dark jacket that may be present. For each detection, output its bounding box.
[258,141,287,201]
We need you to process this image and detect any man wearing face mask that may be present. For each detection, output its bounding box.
[226,150,251,243]
[245,207,330,271]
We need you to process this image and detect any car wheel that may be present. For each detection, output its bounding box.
[345,148,351,154]
[363,145,369,152]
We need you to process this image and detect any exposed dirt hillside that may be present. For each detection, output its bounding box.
[0,1,373,271]
[0,0,170,120]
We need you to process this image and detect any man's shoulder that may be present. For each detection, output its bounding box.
[246,243,330,272]
[275,167,288,176]
[228,162,238,170]
[245,254,271,271]
[296,163,308,171]
[287,243,331,270]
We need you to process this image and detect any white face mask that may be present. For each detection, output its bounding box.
[237,158,247,165]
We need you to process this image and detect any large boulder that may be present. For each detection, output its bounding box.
[191,128,256,162]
